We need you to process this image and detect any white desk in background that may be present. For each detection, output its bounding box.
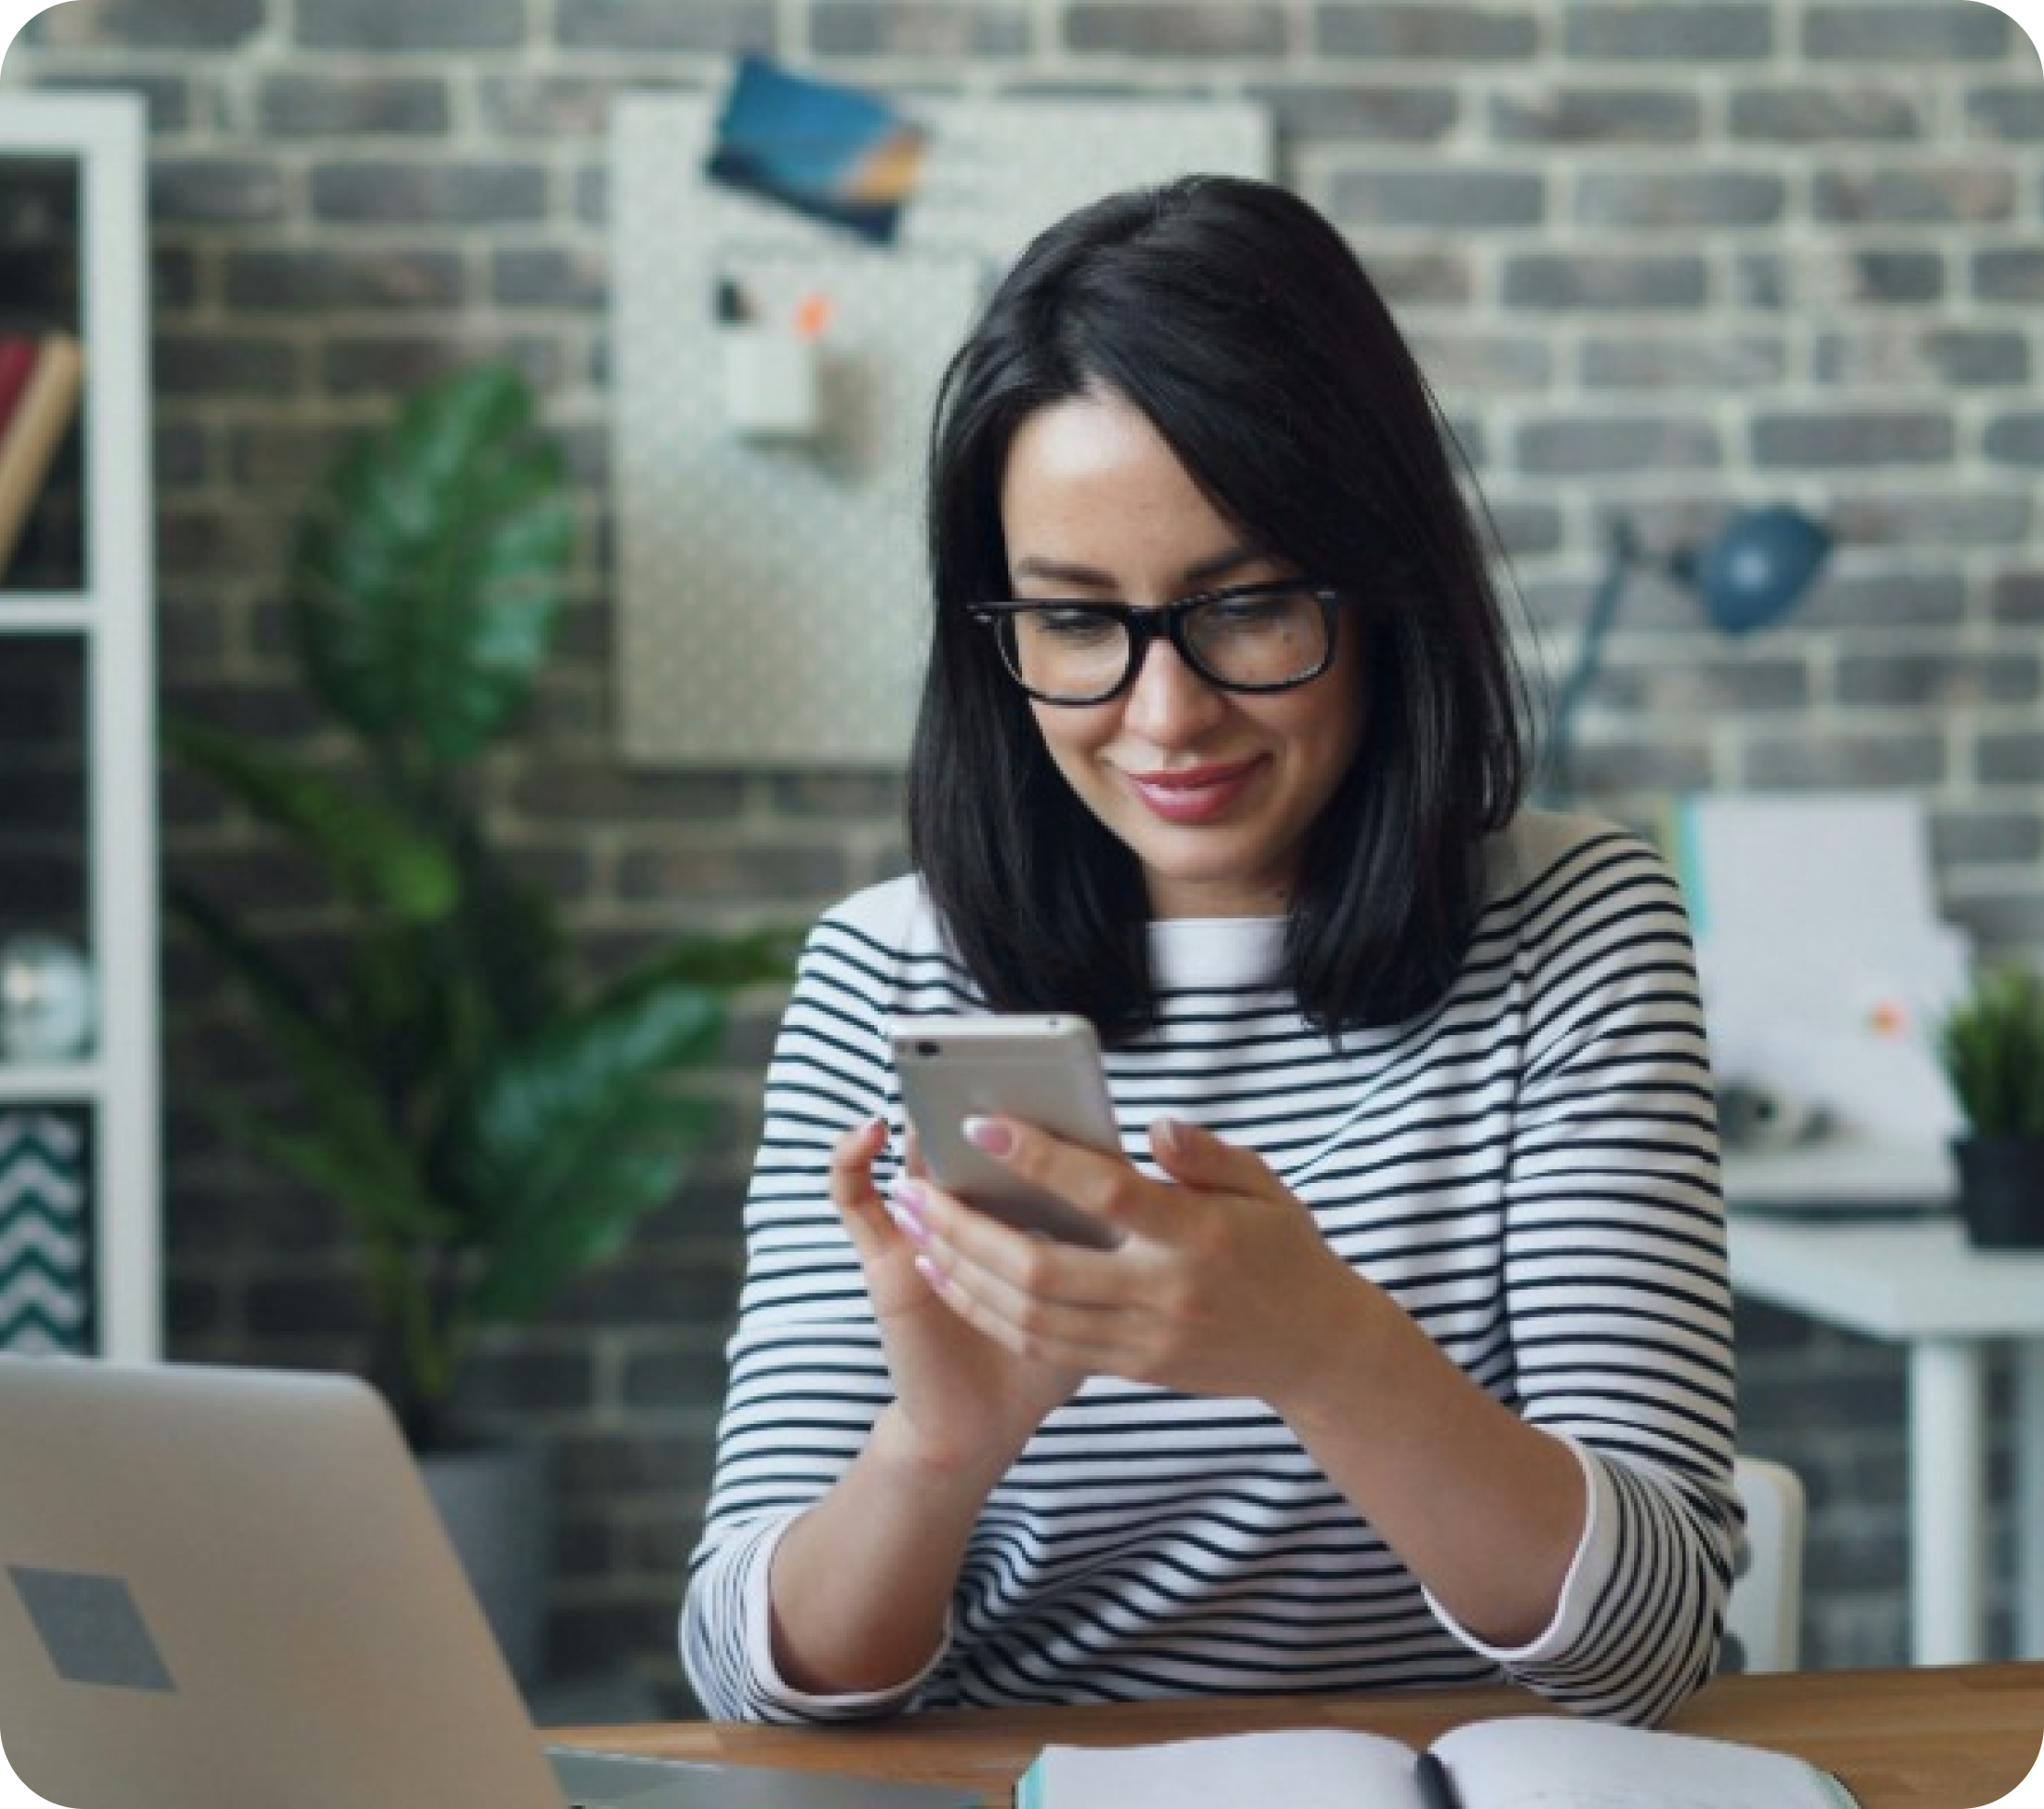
[1724,1141,2044,1667]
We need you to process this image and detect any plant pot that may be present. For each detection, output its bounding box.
[420,1439,551,1689]
[1951,1134,2044,1250]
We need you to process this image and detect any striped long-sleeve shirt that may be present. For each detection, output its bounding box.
[682,810,1738,1725]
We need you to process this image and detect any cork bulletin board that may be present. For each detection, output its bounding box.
[609,90,1271,768]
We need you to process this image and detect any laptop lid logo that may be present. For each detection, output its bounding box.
[7,1566,176,1693]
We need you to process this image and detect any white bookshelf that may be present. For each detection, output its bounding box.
[0,92,160,1361]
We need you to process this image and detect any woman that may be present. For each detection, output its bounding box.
[683,175,1735,1728]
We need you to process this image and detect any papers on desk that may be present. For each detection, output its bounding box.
[1672,792,1966,1189]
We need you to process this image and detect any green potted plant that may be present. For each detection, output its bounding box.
[165,363,793,1674]
[1934,961,2044,1250]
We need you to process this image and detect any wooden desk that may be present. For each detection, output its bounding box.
[553,1662,2044,1809]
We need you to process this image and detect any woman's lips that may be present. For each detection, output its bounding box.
[1123,759,1263,824]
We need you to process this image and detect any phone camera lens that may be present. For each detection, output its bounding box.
[916,1041,941,1058]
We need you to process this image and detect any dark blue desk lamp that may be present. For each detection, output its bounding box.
[1541,504,1833,805]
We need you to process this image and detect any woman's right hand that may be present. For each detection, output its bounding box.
[830,1117,1082,1482]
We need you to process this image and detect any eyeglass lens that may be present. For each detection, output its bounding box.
[1002,586,1330,702]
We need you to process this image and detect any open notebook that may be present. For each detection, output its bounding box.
[0,1355,968,1809]
[1018,1718,1858,1809]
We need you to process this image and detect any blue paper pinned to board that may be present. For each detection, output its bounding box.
[705,55,927,244]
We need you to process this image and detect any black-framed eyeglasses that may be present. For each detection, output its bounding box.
[968,581,1344,707]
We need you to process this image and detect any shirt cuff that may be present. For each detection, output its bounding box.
[743,1514,952,1719]
[1424,1433,1610,1666]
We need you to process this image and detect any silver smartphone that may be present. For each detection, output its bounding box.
[891,1013,1123,1248]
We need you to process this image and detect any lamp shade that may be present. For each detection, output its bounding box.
[1688,504,1832,637]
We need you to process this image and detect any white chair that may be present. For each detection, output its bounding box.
[1721,1453,1806,1673]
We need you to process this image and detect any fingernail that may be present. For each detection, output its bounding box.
[963,1115,1013,1155]
[887,1178,930,1243]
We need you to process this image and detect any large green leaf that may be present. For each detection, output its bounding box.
[166,718,458,923]
[291,362,576,767]
[446,981,733,1319]
[468,1094,718,1324]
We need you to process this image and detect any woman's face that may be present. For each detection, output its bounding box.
[997,388,1364,920]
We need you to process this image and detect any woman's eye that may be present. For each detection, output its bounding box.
[1031,609,1117,644]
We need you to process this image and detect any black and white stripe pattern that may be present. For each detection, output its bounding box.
[684,812,1737,1726]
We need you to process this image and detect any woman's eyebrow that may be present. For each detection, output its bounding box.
[1008,546,1268,591]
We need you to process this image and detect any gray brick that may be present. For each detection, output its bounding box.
[1575,169,1785,229]
[1985,413,2044,466]
[319,336,565,396]
[1729,85,1926,142]
[1066,5,1286,56]
[1804,4,2013,61]
[1565,4,1773,61]
[1581,333,1786,390]
[1947,890,2044,951]
[555,0,772,50]
[25,0,262,49]
[1931,808,2044,869]
[492,246,609,310]
[1566,735,1715,794]
[26,69,198,131]
[1406,331,1550,393]
[1828,491,2032,550]
[458,1348,598,1416]
[1327,167,1544,229]
[1813,165,2017,224]
[1733,248,1947,309]
[1595,654,1811,714]
[310,160,548,225]
[616,843,850,904]
[149,156,288,225]
[1516,415,1720,474]
[222,247,465,311]
[514,769,748,824]
[1967,85,2044,142]
[1815,327,2031,389]
[1752,410,1954,469]
[1316,5,1539,60]
[1976,249,2044,302]
[297,0,525,49]
[1990,571,2044,625]
[1741,733,1948,791]
[480,76,641,138]
[1836,652,2038,709]
[1245,83,1459,142]
[812,3,1028,55]
[153,333,302,397]
[1504,253,1707,310]
[1979,734,2044,785]
[1491,85,1698,144]
[1798,566,1966,630]
[1356,250,1473,304]
[257,73,450,137]
[766,772,904,818]
[1482,500,1564,558]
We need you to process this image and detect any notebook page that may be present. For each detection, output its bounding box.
[1435,1717,1853,1809]
[1019,1727,1420,1809]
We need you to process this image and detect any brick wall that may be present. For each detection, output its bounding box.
[4,0,2039,1701]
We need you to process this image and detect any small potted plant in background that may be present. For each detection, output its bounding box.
[1934,961,2044,1251]
[166,362,794,1681]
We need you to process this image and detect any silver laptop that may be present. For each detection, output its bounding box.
[0,1356,970,1809]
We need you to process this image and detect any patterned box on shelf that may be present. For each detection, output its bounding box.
[0,1108,92,1353]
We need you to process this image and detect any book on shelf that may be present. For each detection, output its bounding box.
[0,329,85,586]
[1016,1717,1859,1809]
[0,331,40,431]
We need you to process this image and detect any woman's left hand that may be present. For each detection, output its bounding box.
[906,1114,1379,1404]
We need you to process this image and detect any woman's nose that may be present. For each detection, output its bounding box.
[1120,636,1226,745]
